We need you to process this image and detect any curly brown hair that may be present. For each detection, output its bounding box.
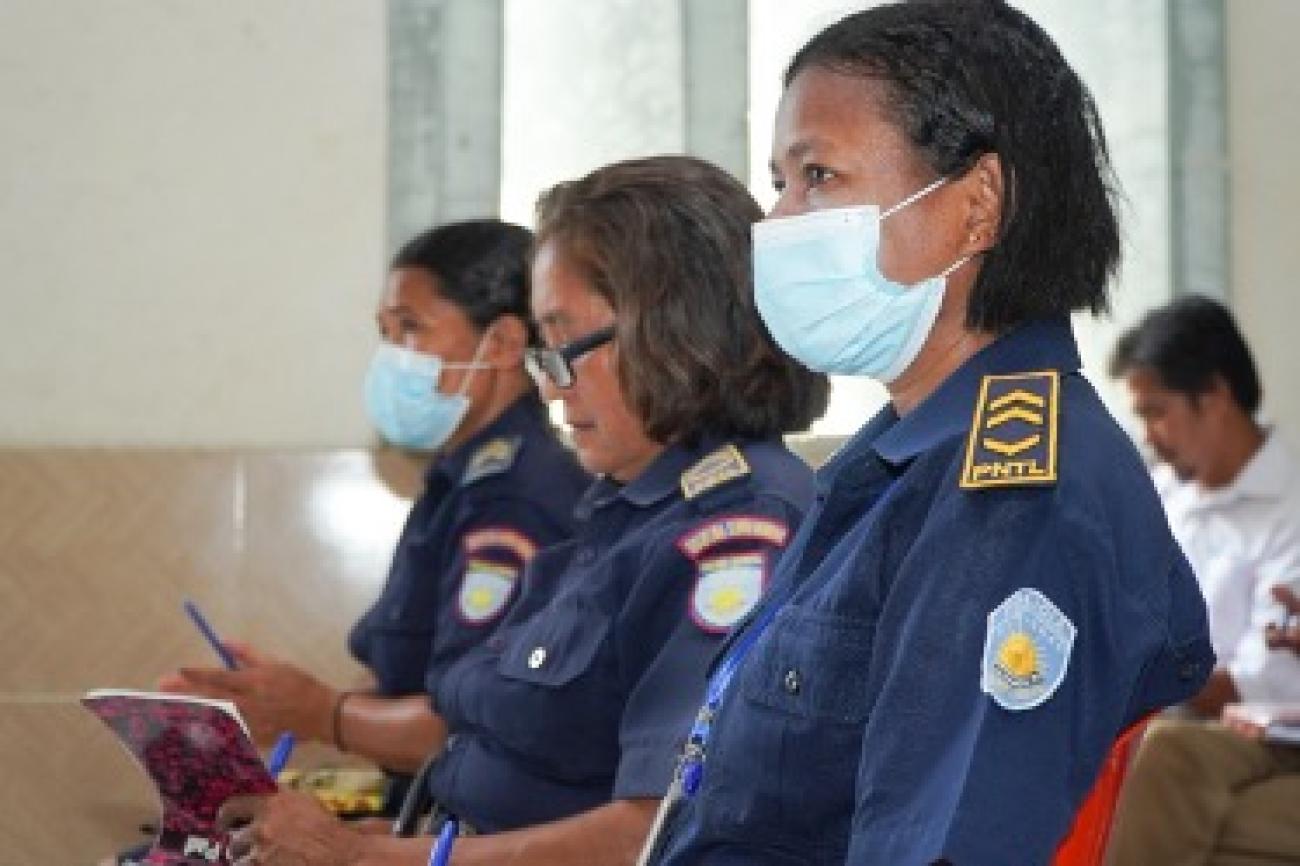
[534,155,828,443]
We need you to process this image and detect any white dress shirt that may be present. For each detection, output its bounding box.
[1155,429,1300,702]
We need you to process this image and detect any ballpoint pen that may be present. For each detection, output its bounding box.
[183,598,295,775]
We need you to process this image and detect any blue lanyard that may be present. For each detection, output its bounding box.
[677,583,792,798]
[428,816,458,866]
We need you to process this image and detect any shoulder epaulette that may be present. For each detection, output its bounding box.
[960,371,1059,490]
[681,444,751,499]
[462,435,523,487]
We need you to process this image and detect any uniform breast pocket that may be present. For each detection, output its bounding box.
[709,608,874,850]
[489,602,618,775]
[497,612,610,687]
[741,609,875,723]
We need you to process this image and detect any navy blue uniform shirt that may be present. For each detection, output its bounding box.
[424,436,816,833]
[348,396,589,697]
[650,320,1214,866]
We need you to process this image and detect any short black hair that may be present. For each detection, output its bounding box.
[535,155,829,443]
[786,0,1119,331]
[391,219,539,346]
[1110,295,1262,414]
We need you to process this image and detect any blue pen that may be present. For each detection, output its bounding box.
[183,599,239,671]
[266,732,296,777]
[429,817,458,866]
[182,599,295,776]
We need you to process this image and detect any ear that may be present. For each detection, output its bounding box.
[961,152,1004,257]
[1204,373,1237,416]
[482,314,529,368]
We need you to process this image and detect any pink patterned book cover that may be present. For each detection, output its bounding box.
[83,689,278,865]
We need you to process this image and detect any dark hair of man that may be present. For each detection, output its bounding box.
[1109,295,1262,415]
[534,155,829,443]
[786,0,1120,332]
[391,219,540,347]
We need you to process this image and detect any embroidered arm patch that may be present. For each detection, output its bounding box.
[456,526,535,625]
[981,587,1076,711]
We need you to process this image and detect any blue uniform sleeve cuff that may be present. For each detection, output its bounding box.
[612,738,679,799]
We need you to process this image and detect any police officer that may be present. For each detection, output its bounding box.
[164,220,589,810]
[640,3,1215,864]
[218,156,829,865]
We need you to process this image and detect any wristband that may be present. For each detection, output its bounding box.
[332,690,355,752]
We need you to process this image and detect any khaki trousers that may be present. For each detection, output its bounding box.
[1105,719,1300,866]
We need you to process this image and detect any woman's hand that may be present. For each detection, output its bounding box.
[159,642,336,746]
[220,790,363,866]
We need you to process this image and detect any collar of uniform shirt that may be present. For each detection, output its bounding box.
[428,393,537,484]
[574,437,706,519]
[868,316,1081,467]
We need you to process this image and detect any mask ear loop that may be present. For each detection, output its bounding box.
[881,176,949,220]
[880,176,972,281]
[939,255,971,279]
[445,323,496,398]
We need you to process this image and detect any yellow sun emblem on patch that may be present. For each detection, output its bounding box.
[996,631,1040,683]
[707,586,747,616]
[466,587,494,613]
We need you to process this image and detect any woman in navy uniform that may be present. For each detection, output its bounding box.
[641,3,1215,865]
[219,156,829,864]
[165,220,589,809]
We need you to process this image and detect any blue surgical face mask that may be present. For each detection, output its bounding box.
[363,336,490,452]
[752,177,966,382]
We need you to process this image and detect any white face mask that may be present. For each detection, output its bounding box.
[752,177,967,382]
[362,332,492,452]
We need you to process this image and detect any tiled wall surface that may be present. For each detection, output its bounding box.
[0,450,426,864]
[0,442,832,864]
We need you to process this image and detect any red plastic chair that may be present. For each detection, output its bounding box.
[1051,717,1152,866]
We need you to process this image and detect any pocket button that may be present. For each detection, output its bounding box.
[783,668,802,695]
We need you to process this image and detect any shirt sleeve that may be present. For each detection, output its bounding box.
[844,499,1180,865]
[612,497,803,800]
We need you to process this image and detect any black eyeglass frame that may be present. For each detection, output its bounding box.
[524,324,616,389]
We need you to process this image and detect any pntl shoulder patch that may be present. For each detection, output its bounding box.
[981,587,1076,711]
[462,435,522,486]
[960,371,1059,489]
[681,444,751,499]
[690,551,767,633]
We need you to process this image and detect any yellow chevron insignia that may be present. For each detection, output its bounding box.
[982,435,1042,457]
[961,371,1060,490]
[988,389,1046,412]
[986,407,1044,428]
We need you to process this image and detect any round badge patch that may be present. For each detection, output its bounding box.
[691,552,766,633]
[457,559,518,624]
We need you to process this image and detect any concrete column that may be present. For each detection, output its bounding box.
[1168,0,1229,300]
[681,0,749,182]
[387,0,503,253]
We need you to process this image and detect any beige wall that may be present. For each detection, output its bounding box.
[1227,0,1300,436]
[0,1,386,447]
[0,449,424,863]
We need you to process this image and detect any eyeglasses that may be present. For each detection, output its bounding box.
[524,325,615,389]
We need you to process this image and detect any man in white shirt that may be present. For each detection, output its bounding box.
[1105,296,1300,864]
[1112,295,1300,715]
